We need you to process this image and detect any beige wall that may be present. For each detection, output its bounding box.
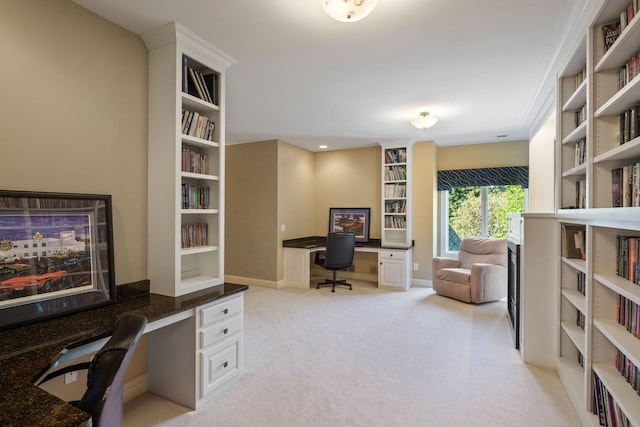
[277,141,315,279]
[438,140,529,170]
[413,141,438,282]
[313,147,381,238]
[1,0,149,393]
[225,141,279,282]
[0,0,148,284]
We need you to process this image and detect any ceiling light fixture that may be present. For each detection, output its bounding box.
[411,112,438,130]
[323,0,377,22]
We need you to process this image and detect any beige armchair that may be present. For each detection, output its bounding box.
[432,237,507,304]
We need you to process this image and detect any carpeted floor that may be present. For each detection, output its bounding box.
[123,282,581,426]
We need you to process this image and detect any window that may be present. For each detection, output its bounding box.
[437,167,528,256]
[442,185,526,253]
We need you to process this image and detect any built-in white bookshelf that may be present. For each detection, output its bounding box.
[380,140,414,248]
[142,22,235,297]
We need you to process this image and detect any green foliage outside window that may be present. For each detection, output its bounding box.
[448,185,524,250]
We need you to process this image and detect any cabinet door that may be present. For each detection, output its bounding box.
[378,251,407,290]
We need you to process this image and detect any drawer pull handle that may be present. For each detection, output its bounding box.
[223,361,228,368]
[223,328,229,335]
[223,308,229,315]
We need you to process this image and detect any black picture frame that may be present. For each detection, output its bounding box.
[0,190,116,330]
[328,208,370,243]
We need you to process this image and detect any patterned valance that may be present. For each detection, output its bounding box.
[437,166,528,191]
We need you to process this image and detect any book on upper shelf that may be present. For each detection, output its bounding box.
[602,20,621,53]
[562,224,585,259]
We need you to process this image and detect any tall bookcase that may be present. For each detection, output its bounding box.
[380,140,414,248]
[142,23,235,297]
[553,1,640,425]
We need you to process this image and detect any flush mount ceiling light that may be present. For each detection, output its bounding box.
[323,0,377,22]
[411,112,438,130]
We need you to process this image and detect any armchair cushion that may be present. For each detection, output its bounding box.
[432,237,507,304]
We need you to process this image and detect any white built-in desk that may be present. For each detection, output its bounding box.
[283,237,412,291]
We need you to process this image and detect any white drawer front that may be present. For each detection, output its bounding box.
[200,315,242,349]
[200,340,241,396]
[200,295,243,327]
[379,250,406,260]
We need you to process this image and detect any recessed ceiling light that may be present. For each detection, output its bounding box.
[496,134,508,138]
[319,145,328,149]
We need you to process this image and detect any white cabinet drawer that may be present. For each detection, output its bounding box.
[200,315,242,349]
[200,339,241,397]
[379,250,406,260]
[199,295,243,327]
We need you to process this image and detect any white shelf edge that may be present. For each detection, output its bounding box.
[561,320,586,355]
[562,121,587,144]
[593,137,640,164]
[563,289,587,314]
[180,245,219,256]
[562,163,587,178]
[562,256,587,273]
[181,92,219,112]
[594,272,640,304]
[595,74,640,118]
[563,79,588,112]
[181,209,219,215]
[595,14,640,73]
[593,319,640,369]
[181,134,220,148]
[181,171,220,181]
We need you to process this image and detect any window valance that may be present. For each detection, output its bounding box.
[437,166,528,191]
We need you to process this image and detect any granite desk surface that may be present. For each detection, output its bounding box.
[0,281,248,427]
[283,236,384,249]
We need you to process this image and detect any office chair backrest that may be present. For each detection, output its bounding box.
[324,232,356,270]
[77,313,147,427]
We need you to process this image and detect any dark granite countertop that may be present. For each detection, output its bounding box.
[0,280,248,427]
[283,236,383,249]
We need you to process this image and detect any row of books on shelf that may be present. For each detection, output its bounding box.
[577,271,586,295]
[616,236,640,284]
[384,183,406,198]
[611,163,640,207]
[181,223,208,248]
[577,310,585,330]
[573,68,587,91]
[575,139,586,167]
[384,165,407,181]
[182,147,210,175]
[618,106,640,145]
[384,200,406,214]
[182,109,216,141]
[384,216,406,229]
[602,1,638,52]
[593,372,633,427]
[182,56,217,105]
[618,53,640,91]
[616,349,640,396]
[181,184,210,210]
[384,148,407,164]
[575,179,586,209]
[575,104,587,128]
[616,295,640,339]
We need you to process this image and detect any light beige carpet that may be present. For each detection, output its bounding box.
[123,282,581,426]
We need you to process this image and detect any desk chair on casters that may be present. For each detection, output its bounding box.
[314,232,356,292]
[35,313,147,427]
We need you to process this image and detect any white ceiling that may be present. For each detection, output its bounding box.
[72,0,580,151]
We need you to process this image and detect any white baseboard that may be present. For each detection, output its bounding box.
[123,374,148,403]
[224,275,279,289]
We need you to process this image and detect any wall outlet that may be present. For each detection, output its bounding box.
[413,263,419,271]
[280,224,286,232]
[64,371,78,385]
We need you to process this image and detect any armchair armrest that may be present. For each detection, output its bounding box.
[470,263,507,303]
[432,256,460,271]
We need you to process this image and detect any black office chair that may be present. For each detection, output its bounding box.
[314,232,356,292]
[36,313,147,427]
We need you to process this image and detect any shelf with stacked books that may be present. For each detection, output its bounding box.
[558,36,589,211]
[143,22,235,297]
[380,142,413,247]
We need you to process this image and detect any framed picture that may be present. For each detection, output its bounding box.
[0,190,116,330]
[328,208,370,243]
